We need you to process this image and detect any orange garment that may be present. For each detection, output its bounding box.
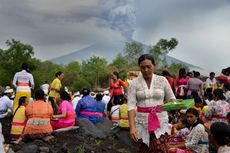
[23,100,53,137]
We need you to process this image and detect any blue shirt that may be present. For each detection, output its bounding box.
[75,95,97,123]
[96,100,105,122]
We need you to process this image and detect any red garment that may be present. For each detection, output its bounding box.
[166,76,175,91]
[216,75,229,84]
[110,79,125,96]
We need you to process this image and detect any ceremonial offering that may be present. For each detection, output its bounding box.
[163,99,194,111]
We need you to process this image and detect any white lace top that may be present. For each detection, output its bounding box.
[128,74,176,146]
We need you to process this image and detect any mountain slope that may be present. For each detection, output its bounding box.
[50,40,202,70]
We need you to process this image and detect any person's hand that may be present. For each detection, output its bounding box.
[130,127,138,142]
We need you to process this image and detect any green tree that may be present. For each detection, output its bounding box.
[168,63,189,76]
[32,60,63,90]
[81,56,108,89]
[0,39,35,86]
[111,53,128,71]
[62,61,81,91]
[149,38,178,67]
[124,41,144,66]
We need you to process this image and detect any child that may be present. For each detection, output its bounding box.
[118,98,129,128]
[10,96,27,143]
[110,104,120,128]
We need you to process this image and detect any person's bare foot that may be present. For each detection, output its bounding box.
[11,137,22,144]
[42,135,54,142]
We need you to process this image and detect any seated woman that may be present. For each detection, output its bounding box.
[10,96,28,143]
[205,88,230,123]
[51,90,75,130]
[23,89,54,142]
[168,108,209,153]
[95,93,105,123]
[210,122,230,153]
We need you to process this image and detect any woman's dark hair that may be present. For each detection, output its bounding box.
[35,89,45,100]
[204,88,213,100]
[60,90,71,101]
[82,88,90,96]
[21,63,29,72]
[179,68,186,79]
[193,71,200,77]
[180,116,188,126]
[162,70,172,77]
[138,54,155,65]
[96,93,103,101]
[194,96,203,104]
[213,88,225,100]
[227,112,230,122]
[211,122,230,146]
[186,108,202,129]
[13,96,27,116]
[222,68,227,75]
[191,91,199,98]
[186,108,199,117]
[113,71,120,79]
[55,71,63,77]
[209,72,215,76]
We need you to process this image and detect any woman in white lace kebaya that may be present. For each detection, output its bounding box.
[128,54,176,153]
[168,108,209,153]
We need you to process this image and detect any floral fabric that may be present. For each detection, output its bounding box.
[205,100,230,123]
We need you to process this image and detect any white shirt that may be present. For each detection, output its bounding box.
[0,95,13,118]
[110,105,120,121]
[0,123,4,153]
[225,91,230,103]
[12,70,34,92]
[205,77,217,88]
[102,95,111,112]
[72,96,81,111]
[41,83,50,95]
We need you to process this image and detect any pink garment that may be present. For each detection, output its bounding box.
[80,111,103,117]
[137,106,163,134]
[58,100,75,124]
[175,76,190,96]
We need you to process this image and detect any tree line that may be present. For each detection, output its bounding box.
[0,38,187,92]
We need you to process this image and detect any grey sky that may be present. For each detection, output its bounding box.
[0,0,229,73]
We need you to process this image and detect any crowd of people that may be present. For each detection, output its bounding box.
[0,55,230,153]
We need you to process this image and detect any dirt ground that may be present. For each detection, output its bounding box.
[1,118,138,153]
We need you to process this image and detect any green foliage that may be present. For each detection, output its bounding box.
[76,145,85,153]
[111,53,128,71]
[81,56,108,89]
[32,60,63,90]
[63,61,81,90]
[149,38,178,67]
[167,63,189,76]
[0,37,190,92]
[0,39,35,86]
[124,41,144,66]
